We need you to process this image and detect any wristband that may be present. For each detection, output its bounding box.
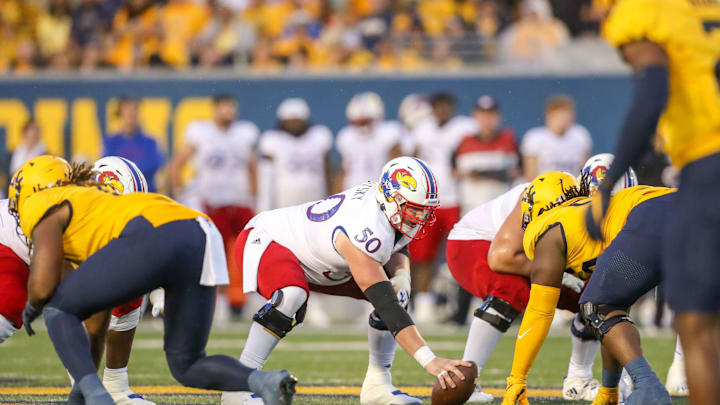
[413,345,436,368]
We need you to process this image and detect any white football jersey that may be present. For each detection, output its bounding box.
[448,183,528,242]
[185,120,259,208]
[336,121,404,190]
[0,200,30,265]
[257,125,333,211]
[413,116,478,206]
[247,182,413,286]
[520,124,592,175]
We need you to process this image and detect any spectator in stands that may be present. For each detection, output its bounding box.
[70,0,113,71]
[454,95,519,213]
[197,2,255,67]
[36,0,73,69]
[105,0,161,70]
[156,0,210,67]
[335,92,403,192]
[169,94,259,321]
[497,0,569,69]
[256,98,333,211]
[410,92,477,324]
[10,119,46,175]
[103,97,164,192]
[521,94,592,179]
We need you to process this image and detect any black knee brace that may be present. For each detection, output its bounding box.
[253,290,306,339]
[580,302,633,341]
[571,313,597,341]
[474,295,520,333]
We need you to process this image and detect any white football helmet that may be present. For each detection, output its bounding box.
[398,93,432,130]
[580,153,638,196]
[277,97,310,121]
[92,156,148,195]
[346,92,385,122]
[376,157,440,239]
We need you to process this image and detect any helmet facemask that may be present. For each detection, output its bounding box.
[385,191,438,240]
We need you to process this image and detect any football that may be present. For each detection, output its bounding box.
[431,361,477,405]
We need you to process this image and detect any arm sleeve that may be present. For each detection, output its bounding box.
[509,284,561,378]
[603,66,669,187]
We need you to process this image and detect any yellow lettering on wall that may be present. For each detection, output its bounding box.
[173,98,213,182]
[0,100,29,151]
[34,99,67,156]
[71,99,103,162]
[105,98,122,135]
[139,98,171,152]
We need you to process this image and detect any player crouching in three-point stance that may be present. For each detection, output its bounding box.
[12,155,296,405]
[222,157,470,405]
[501,172,674,405]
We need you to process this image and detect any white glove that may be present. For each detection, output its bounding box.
[561,273,585,294]
[149,288,165,317]
[0,314,18,344]
[390,268,411,310]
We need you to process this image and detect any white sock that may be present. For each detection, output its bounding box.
[415,292,434,308]
[239,322,280,369]
[103,366,131,393]
[462,316,503,373]
[367,324,397,370]
[567,317,600,380]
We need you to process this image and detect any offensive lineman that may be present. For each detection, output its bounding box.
[13,156,295,405]
[586,1,720,403]
[222,157,470,405]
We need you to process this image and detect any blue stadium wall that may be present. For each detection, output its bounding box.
[0,74,631,161]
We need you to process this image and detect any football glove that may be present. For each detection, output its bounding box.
[502,375,530,405]
[561,273,585,294]
[22,302,41,336]
[585,185,611,241]
[390,268,411,310]
[149,288,165,317]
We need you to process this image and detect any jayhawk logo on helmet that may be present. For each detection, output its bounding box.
[97,171,124,194]
[380,168,418,201]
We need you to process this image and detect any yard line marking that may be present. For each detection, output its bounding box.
[0,385,564,398]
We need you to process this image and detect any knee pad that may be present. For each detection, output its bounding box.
[368,310,387,331]
[253,287,307,339]
[571,313,597,341]
[474,295,520,333]
[580,302,634,341]
[108,307,142,332]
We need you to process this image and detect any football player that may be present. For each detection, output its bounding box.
[586,1,720,403]
[448,154,636,402]
[502,172,674,405]
[0,156,158,405]
[222,157,470,405]
[13,156,296,405]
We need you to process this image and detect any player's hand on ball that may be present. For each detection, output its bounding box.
[502,376,529,405]
[426,357,472,389]
[149,288,165,317]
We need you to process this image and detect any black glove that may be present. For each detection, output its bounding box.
[22,302,41,336]
[585,185,611,241]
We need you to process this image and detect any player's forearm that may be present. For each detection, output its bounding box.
[395,325,427,357]
[509,284,560,378]
[604,66,669,187]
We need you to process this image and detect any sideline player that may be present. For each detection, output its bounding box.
[586,1,720,403]
[0,156,158,404]
[13,156,296,405]
[502,172,673,405]
[448,154,636,402]
[222,157,471,405]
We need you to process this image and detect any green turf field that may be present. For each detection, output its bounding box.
[0,322,687,404]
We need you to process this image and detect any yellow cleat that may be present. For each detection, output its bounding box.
[592,386,619,405]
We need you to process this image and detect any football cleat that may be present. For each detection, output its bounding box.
[221,391,265,405]
[247,369,297,405]
[109,391,157,405]
[665,359,689,396]
[591,386,619,405]
[466,385,494,403]
[360,368,421,405]
[563,376,601,401]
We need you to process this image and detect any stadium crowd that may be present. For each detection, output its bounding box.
[0,0,602,73]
